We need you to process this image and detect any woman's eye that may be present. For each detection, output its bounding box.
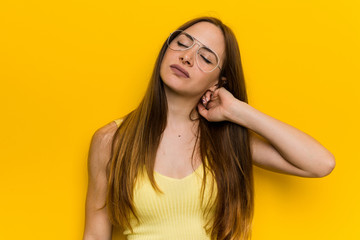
[177,41,188,47]
[201,55,212,64]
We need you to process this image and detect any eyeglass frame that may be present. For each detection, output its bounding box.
[166,30,222,73]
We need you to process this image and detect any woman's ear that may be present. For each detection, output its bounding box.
[207,76,227,92]
[218,76,227,88]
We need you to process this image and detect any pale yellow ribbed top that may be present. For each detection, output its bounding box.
[113,119,218,240]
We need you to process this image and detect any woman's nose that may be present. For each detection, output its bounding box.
[179,44,199,66]
[179,53,193,66]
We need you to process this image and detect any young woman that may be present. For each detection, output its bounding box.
[83,16,335,240]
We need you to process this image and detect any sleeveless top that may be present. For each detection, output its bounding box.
[113,118,218,240]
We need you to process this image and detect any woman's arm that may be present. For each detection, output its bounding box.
[83,121,118,240]
[198,87,335,178]
[226,99,336,178]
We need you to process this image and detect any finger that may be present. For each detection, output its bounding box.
[205,99,216,110]
[212,88,221,98]
[201,90,211,105]
[205,90,213,102]
[208,89,219,101]
[201,95,208,107]
[197,102,208,118]
[214,87,221,94]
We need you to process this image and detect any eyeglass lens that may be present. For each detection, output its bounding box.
[168,31,219,72]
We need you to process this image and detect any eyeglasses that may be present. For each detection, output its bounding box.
[166,30,222,73]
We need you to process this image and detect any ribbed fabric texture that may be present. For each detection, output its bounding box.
[113,119,218,240]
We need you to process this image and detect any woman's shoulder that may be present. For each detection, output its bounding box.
[88,119,122,172]
[91,118,123,146]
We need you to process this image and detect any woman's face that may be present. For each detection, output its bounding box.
[160,22,225,98]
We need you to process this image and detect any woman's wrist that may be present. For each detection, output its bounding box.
[224,98,252,127]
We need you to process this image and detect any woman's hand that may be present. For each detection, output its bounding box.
[197,87,239,122]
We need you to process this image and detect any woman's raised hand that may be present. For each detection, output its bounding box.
[197,87,239,122]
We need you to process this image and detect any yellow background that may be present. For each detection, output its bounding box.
[1,0,359,239]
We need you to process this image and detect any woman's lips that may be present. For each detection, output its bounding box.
[170,64,190,78]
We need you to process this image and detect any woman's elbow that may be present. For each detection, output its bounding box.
[314,154,336,178]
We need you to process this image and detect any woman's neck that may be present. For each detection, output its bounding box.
[164,87,200,132]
